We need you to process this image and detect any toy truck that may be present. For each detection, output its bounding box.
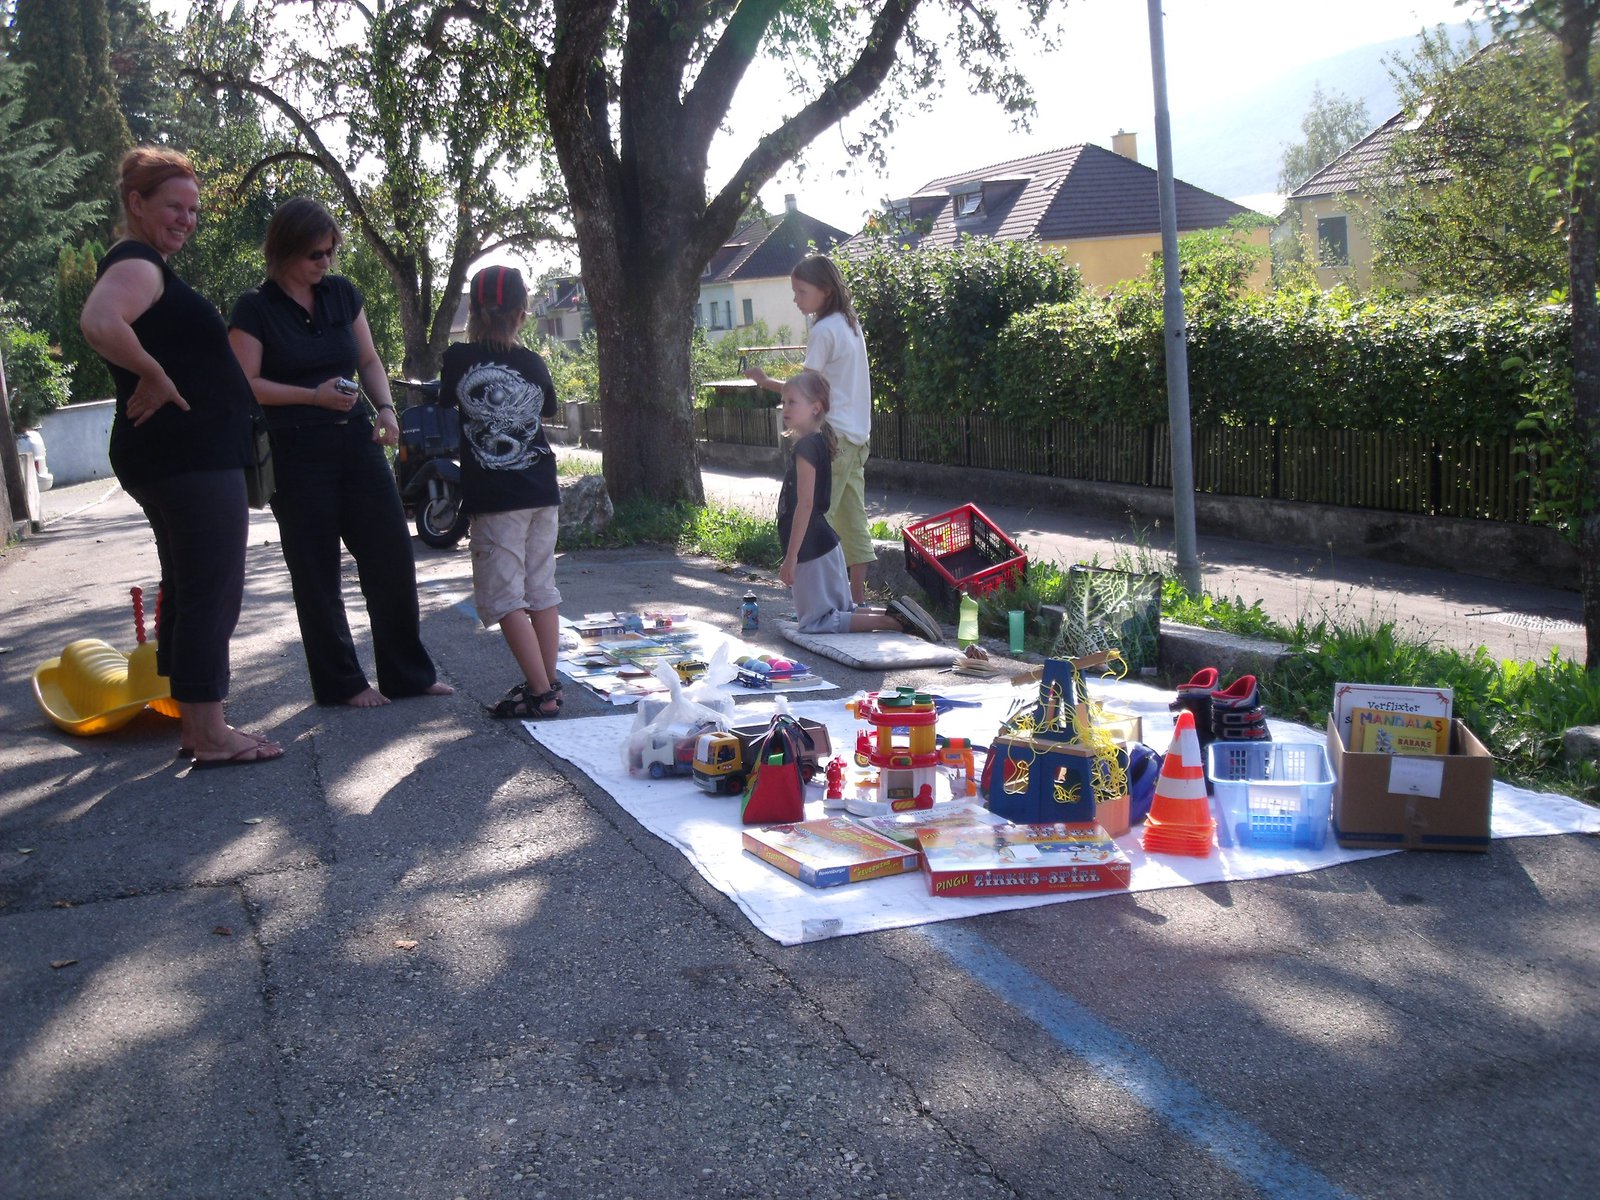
[691,717,833,794]
[692,730,749,794]
[629,727,697,779]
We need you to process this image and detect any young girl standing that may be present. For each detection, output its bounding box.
[747,254,874,604]
[439,265,565,719]
[777,370,942,643]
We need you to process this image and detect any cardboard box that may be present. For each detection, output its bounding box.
[1325,714,1494,852]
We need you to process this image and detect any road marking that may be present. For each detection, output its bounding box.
[920,923,1357,1200]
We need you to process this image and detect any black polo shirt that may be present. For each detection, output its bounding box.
[229,275,366,430]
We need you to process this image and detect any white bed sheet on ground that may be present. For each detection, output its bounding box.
[558,618,835,706]
[524,676,1600,945]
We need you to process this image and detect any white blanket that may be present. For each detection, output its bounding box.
[525,677,1600,945]
[778,619,958,668]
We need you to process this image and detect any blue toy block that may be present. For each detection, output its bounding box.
[985,734,1099,824]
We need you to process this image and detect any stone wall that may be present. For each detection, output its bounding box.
[39,400,115,487]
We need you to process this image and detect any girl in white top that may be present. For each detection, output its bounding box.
[747,254,874,603]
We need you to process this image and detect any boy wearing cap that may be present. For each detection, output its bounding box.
[441,265,564,720]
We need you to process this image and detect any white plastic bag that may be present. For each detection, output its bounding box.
[620,657,736,777]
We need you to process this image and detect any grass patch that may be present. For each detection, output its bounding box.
[558,496,781,568]
[1263,617,1600,799]
[556,454,602,476]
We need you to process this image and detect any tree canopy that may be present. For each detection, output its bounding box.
[182,0,568,378]
[1364,22,1593,295]
[1278,85,1371,194]
[0,59,102,329]
[7,0,132,242]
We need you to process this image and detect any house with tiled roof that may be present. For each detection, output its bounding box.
[1285,111,1408,290]
[531,275,591,351]
[845,134,1269,292]
[1285,105,1452,290]
[697,195,851,342]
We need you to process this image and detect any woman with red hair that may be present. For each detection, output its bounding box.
[80,147,282,768]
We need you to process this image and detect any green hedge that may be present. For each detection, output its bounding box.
[844,238,1084,416]
[57,241,114,403]
[845,238,1570,440]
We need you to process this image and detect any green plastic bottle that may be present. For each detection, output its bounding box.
[957,592,979,648]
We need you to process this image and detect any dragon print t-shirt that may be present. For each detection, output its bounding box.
[439,342,560,514]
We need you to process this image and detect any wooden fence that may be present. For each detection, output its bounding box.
[699,404,1544,524]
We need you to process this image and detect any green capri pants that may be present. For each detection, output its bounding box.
[826,436,873,570]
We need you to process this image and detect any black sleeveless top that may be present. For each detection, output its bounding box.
[99,240,254,489]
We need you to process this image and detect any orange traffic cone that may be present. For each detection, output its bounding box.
[1142,710,1215,857]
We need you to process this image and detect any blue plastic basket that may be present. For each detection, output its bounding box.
[1206,742,1334,851]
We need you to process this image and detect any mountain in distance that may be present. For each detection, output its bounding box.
[1169,21,1476,210]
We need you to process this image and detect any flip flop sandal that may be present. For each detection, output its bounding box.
[190,743,282,770]
[179,731,275,759]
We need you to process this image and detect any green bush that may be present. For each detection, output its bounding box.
[985,284,1566,436]
[56,240,114,402]
[842,238,1083,416]
[535,332,599,406]
[1,301,71,430]
[847,226,1567,441]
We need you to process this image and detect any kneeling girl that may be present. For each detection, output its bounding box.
[777,370,942,643]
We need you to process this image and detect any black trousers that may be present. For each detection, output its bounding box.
[126,468,248,704]
[268,421,437,704]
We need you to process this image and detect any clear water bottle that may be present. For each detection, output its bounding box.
[957,592,979,648]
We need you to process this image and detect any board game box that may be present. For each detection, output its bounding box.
[854,804,1010,852]
[918,822,1132,897]
[742,818,921,889]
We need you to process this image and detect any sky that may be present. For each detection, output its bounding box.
[150,0,1476,264]
[725,0,1477,231]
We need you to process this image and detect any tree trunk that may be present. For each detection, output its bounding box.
[1558,0,1600,667]
[545,9,711,508]
[591,276,705,507]
[0,343,29,525]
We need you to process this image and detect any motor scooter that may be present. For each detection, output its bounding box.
[391,379,469,548]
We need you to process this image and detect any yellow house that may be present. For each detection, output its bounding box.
[847,135,1270,292]
[695,196,850,343]
[1283,111,1414,290]
[1284,101,1464,292]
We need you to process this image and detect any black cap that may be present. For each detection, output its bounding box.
[470,264,527,312]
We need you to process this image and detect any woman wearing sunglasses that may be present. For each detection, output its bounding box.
[228,197,451,708]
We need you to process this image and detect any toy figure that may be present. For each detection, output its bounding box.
[825,757,845,806]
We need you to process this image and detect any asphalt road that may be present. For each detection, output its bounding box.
[1,478,1596,1199]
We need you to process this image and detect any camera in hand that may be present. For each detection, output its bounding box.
[335,377,359,396]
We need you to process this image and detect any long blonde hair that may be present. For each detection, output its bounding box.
[781,369,838,458]
[791,254,859,335]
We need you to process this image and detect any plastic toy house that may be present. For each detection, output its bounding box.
[850,687,943,810]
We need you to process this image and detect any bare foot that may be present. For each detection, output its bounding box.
[179,727,276,759]
[423,682,454,696]
[192,728,283,763]
[344,686,391,708]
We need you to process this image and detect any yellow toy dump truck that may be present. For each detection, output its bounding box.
[691,716,832,795]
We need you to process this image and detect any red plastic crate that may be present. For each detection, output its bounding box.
[902,504,1028,609]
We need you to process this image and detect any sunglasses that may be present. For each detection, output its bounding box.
[307,246,337,262]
